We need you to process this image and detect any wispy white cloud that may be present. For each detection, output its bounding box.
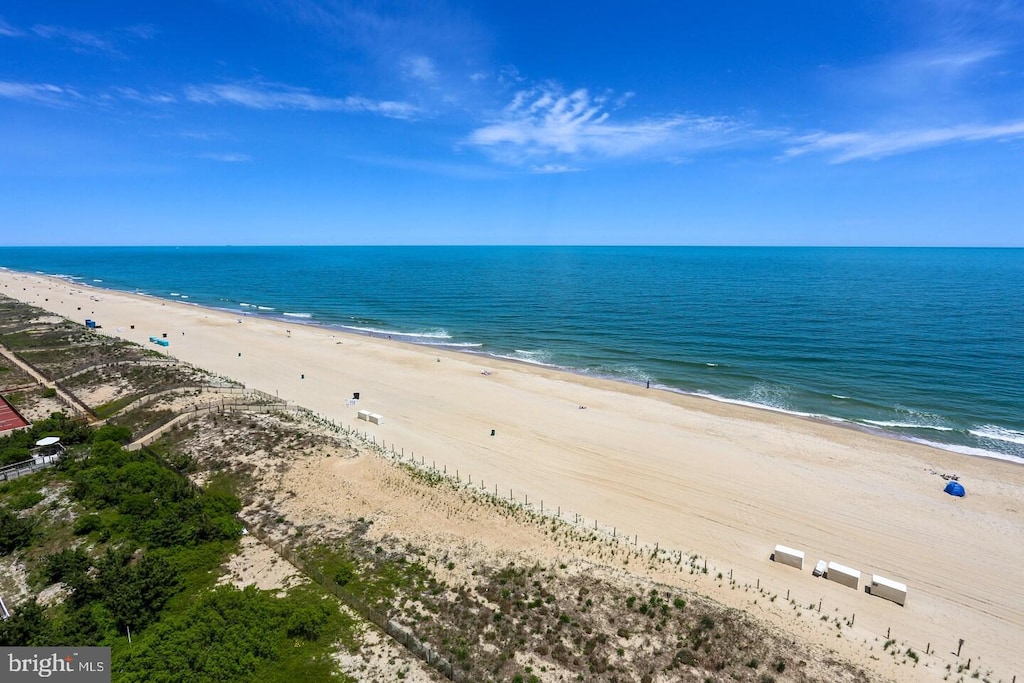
[32,24,116,53]
[817,0,1024,131]
[346,153,505,180]
[0,81,81,106]
[0,81,178,109]
[113,87,177,105]
[261,1,491,114]
[466,85,746,171]
[28,21,156,56]
[184,81,417,119]
[801,1,1024,163]
[197,152,252,163]
[0,16,24,37]
[784,120,1024,162]
[403,55,438,82]
[530,163,580,174]
[835,44,1006,107]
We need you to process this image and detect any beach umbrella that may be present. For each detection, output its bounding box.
[943,480,965,497]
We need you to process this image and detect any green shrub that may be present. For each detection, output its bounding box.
[0,507,35,553]
[73,514,103,535]
[9,490,44,511]
[44,547,91,584]
[92,424,133,445]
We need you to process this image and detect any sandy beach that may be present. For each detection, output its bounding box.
[3,269,1022,682]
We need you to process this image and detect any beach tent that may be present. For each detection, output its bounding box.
[944,480,966,497]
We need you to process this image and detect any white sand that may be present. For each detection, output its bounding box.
[3,270,1022,681]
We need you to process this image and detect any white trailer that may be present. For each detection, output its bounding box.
[369,413,384,425]
[868,574,907,606]
[825,561,861,589]
[357,410,372,421]
[772,544,804,570]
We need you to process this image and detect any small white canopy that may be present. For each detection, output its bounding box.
[36,436,61,447]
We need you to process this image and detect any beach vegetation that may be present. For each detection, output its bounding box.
[92,423,133,445]
[0,505,36,552]
[0,420,355,682]
[7,488,44,510]
[91,392,148,418]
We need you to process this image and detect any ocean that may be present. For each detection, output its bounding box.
[1,246,1022,464]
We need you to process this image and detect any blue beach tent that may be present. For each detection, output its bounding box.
[943,480,965,497]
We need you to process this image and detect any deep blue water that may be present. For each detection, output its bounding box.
[2,246,1022,463]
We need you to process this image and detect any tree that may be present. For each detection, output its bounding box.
[0,599,52,646]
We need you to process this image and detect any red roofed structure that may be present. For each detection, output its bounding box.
[0,395,29,433]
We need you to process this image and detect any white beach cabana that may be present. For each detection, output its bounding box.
[867,574,908,606]
[825,561,861,589]
[772,544,805,570]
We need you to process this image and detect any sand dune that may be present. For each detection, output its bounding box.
[3,269,1022,681]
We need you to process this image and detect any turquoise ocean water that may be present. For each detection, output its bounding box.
[2,246,1022,464]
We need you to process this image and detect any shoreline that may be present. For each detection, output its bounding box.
[3,268,1024,679]
[17,269,1024,468]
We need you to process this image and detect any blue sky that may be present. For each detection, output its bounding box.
[2,1,1023,246]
